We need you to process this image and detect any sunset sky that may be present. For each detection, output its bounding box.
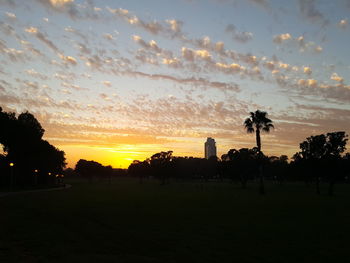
[1,0,349,168]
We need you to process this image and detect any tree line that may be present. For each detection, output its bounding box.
[127,110,349,195]
[0,107,66,187]
[73,159,126,182]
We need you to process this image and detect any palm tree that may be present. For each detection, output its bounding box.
[244,110,274,153]
[244,110,274,194]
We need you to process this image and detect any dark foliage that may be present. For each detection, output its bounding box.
[74,159,125,181]
[244,110,274,153]
[127,151,220,184]
[292,131,348,195]
[0,107,66,187]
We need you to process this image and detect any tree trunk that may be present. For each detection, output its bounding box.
[256,129,261,152]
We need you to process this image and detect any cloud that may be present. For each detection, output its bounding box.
[124,70,240,92]
[36,0,79,19]
[132,35,162,53]
[195,36,211,49]
[61,82,86,91]
[303,66,312,75]
[307,79,317,88]
[134,49,159,65]
[273,33,323,54]
[25,26,38,33]
[49,0,74,7]
[99,93,110,100]
[273,33,292,44]
[195,49,211,60]
[162,58,181,68]
[59,54,77,65]
[23,80,40,90]
[331,73,343,83]
[0,22,17,37]
[25,69,48,80]
[226,24,253,43]
[181,47,195,61]
[278,63,289,70]
[2,47,27,63]
[102,81,112,87]
[214,41,225,54]
[215,62,245,74]
[166,19,183,33]
[25,26,60,53]
[181,47,212,61]
[298,0,329,26]
[5,12,16,19]
[264,60,275,70]
[139,20,163,35]
[36,0,102,20]
[338,19,348,29]
[108,7,164,35]
[76,42,91,55]
[108,7,186,39]
[103,33,114,41]
[290,78,350,103]
[314,45,322,53]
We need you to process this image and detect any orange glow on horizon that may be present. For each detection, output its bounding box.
[58,138,301,169]
[60,144,157,169]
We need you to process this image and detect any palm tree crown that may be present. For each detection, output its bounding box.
[244,110,274,153]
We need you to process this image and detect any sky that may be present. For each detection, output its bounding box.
[0,0,349,168]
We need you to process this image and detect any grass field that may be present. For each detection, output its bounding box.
[1,178,349,263]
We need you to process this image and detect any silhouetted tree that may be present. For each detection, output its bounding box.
[0,107,66,187]
[224,147,261,188]
[294,131,348,195]
[128,159,150,183]
[63,168,77,178]
[266,155,288,184]
[244,110,274,194]
[150,151,173,184]
[325,132,348,195]
[244,110,274,153]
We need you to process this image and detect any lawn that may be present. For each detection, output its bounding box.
[1,178,349,263]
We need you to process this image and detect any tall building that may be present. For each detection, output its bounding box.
[204,137,217,159]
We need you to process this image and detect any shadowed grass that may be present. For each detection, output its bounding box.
[1,178,349,262]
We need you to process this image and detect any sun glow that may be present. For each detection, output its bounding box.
[60,144,158,169]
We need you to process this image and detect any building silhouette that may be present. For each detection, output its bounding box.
[204,137,217,159]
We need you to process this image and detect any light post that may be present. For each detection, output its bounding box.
[9,162,14,189]
[34,169,38,185]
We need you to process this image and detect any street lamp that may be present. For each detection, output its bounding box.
[34,169,38,185]
[55,174,59,185]
[9,162,14,189]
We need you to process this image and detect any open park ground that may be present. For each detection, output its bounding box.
[1,178,349,263]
